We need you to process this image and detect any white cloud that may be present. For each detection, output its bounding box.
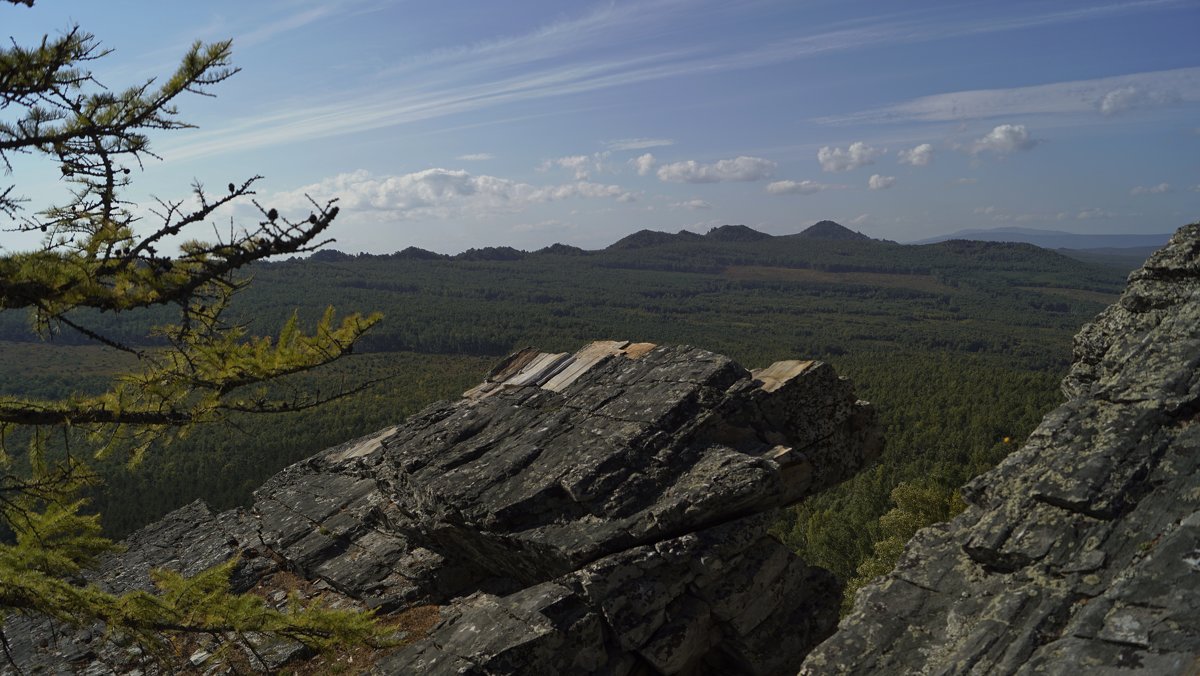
[605,138,674,151]
[848,213,870,226]
[543,180,638,202]
[1098,85,1181,115]
[1131,182,1172,195]
[1076,208,1115,220]
[969,124,1038,155]
[898,143,934,166]
[235,4,344,48]
[817,142,882,172]
[457,153,494,161]
[766,179,833,195]
[631,153,657,176]
[541,153,611,179]
[161,1,1200,164]
[671,199,712,210]
[549,155,591,179]
[656,156,776,183]
[270,169,636,220]
[820,66,1200,125]
[868,174,896,190]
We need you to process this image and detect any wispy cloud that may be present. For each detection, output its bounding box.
[604,138,675,151]
[766,179,838,195]
[821,66,1200,125]
[1131,182,1172,195]
[457,153,495,161]
[1076,208,1115,219]
[1098,85,1182,115]
[160,1,1194,161]
[235,0,389,48]
[512,219,575,234]
[974,205,1072,223]
[236,5,332,47]
[671,199,712,210]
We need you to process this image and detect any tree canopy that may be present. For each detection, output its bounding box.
[0,2,384,668]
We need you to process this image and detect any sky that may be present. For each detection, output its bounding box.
[2,0,1199,254]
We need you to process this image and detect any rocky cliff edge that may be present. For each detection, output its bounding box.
[7,341,881,674]
[803,222,1200,674]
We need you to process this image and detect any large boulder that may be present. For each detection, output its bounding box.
[802,223,1200,674]
[6,341,881,674]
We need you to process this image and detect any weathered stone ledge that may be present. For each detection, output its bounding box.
[7,340,881,674]
[802,223,1200,675]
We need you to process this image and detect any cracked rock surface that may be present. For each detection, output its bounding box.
[802,223,1200,675]
[5,341,880,674]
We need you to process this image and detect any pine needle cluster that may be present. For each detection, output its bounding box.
[0,0,386,669]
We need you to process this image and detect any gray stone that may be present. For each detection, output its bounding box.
[802,222,1200,675]
[5,340,880,674]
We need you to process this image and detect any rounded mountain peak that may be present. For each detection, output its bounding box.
[704,224,773,242]
[796,220,870,240]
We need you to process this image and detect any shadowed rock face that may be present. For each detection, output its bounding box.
[6,341,881,674]
[803,223,1200,675]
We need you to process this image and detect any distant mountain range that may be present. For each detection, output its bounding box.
[911,227,1172,251]
[607,221,869,250]
[310,222,1161,272]
[338,222,874,261]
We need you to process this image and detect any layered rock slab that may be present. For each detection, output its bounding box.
[7,341,880,674]
[802,223,1200,675]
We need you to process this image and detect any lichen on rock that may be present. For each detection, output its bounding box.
[5,340,881,674]
[802,223,1200,675]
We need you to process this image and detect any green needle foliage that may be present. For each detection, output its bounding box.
[0,453,381,659]
[841,479,967,613]
[0,0,385,668]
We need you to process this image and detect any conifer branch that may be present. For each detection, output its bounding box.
[0,2,386,668]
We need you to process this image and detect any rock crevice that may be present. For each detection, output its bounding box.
[7,340,881,674]
[803,223,1200,675]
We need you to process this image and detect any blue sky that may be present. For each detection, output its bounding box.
[3,0,1199,254]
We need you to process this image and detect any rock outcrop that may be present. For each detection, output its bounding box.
[803,223,1200,674]
[6,341,881,674]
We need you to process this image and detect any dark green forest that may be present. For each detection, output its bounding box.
[0,226,1134,604]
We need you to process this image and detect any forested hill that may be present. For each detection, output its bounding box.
[206,223,1127,367]
[295,220,1119,287]
[0,221,1126,366]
